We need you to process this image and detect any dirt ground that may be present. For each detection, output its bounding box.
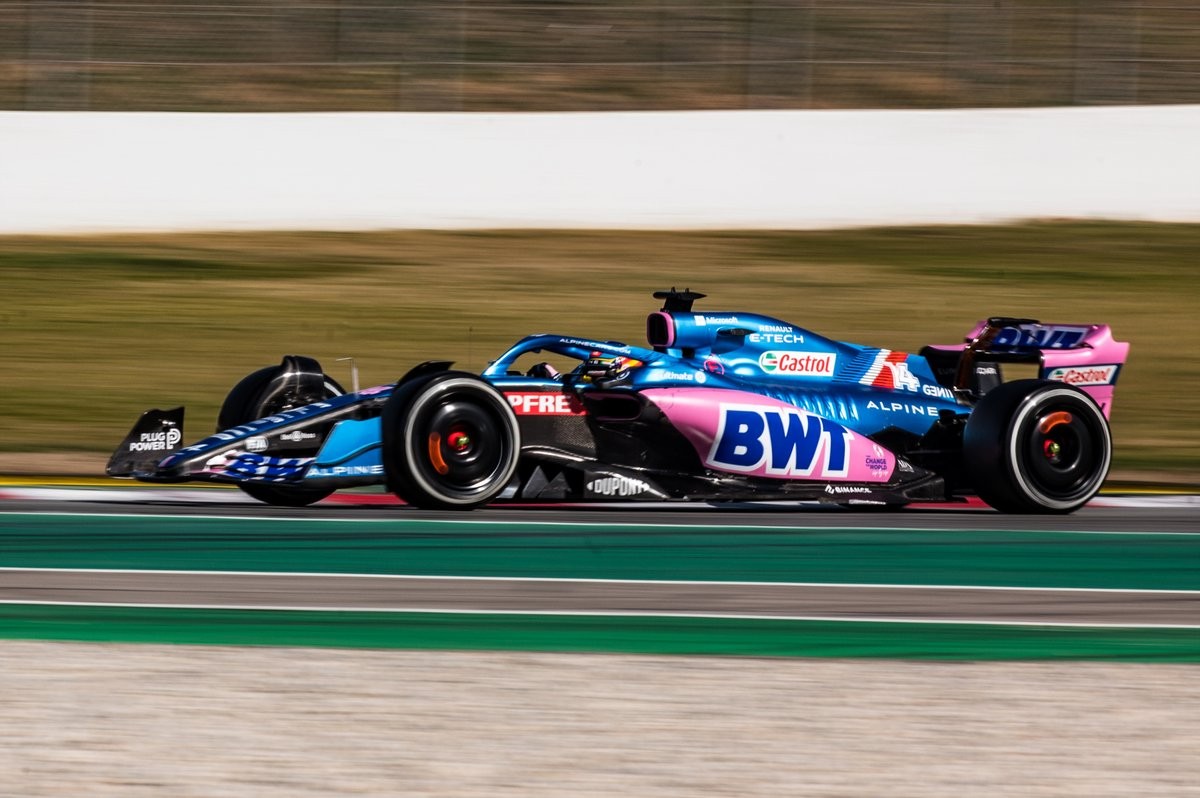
[0,641,1197,797]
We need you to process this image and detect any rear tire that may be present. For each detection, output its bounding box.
[382,373,520,509]
[218,362,344,507]
[963,380,1111,513]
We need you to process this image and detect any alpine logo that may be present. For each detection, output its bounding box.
[859,350,920,392]
[708,405,852,478]
[587,475,653,497]
[1046,365,1118,386]
[758,351,836,377]
[505,392,586,416]
[307,464,385,478]
[866,400,939,417]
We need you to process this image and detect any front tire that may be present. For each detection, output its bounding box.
[382,373,520,509]
[963,380,1112,513]
[218,359,344,507]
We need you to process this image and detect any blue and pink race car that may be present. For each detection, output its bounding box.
[108,289,1129,513]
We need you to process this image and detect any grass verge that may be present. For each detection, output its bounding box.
[2,223,1197,477]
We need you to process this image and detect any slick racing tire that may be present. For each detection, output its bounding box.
[963,380,1112,514]
[382,372,520,510]
[218,361,345,507]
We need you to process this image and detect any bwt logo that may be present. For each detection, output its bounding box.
[994,325,1088,350]
[708,405,852,478]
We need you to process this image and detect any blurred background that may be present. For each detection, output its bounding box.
[3,0,1198,112]
[1,2,1197,479]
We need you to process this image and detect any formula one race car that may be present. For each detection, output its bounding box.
[108,290,1129,513]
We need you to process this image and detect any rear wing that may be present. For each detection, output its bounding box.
[921,318,1130,418]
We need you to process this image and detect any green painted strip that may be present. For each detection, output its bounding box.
[1,604,1197,661]
[2,514,1198,590]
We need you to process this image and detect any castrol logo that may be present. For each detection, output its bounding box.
[1047,365,1117,386]
[758,351,836,378]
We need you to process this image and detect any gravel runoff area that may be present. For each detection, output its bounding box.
[1,642,1198,797]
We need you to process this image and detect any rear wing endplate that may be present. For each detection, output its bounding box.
[923,318,1130,418]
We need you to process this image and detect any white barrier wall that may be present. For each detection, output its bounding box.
[2,107,1198,232]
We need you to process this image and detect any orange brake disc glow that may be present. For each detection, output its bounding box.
[427,432,450,475]
[1038,411,1074,435]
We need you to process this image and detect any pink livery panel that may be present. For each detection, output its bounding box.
[1037,325,1129,419]
[926,322,1130,419]
[643,388,896,482]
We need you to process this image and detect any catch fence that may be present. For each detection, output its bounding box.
[2,1,1198,111]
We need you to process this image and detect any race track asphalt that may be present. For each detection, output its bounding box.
[2,489,1196,633]
[3,489,1197,796]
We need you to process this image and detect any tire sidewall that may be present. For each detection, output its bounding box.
[1004,385,1111,512]
[217,366,281,431]
[964,379,1112,513]
[387,373,520,508]
[218,364,344,506]
[220,367,345,430]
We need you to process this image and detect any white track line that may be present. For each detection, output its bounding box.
[3,567,1198,595]
[1,598,1197,630]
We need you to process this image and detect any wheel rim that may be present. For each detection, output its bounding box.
[1014,396,1108,505]
[411,390,515,500]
